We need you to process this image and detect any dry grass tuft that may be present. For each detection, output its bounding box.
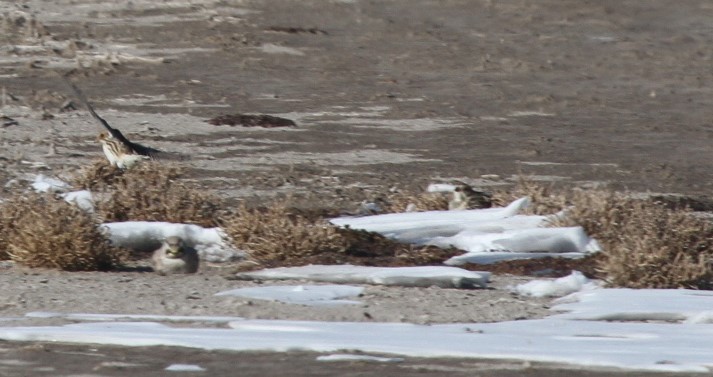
[492,177,568,215]
[70,159,136,191]
[222,200,460,267]
[2,192,126,271]
[224,200,343,263]
[71,159,185,191]
[487,178,713,288]
[73,161,222,227]
[551,190,713,289]
[0,196,26,260]
[382,191,449,212]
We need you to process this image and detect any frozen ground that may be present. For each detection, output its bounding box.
[2,274,713,373]
[3,0,713,375]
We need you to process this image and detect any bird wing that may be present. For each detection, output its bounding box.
[65,80,122,137]
[65,79,162,157]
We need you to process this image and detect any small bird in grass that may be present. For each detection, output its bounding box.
[97,131,150,169]
[151,236,199,275]
[448,183,493,210]
[66,80,161,168]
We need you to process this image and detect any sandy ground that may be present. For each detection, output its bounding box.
[0,265,550,325]
[2,0,713,375]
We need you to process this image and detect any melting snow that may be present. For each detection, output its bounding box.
[26,176,244,262]
[551,288,713,323]
[102,221,245,262]
[31,175,70,193]
[25,312,244,323]
[61,190,94,212]
[2,281,713,371]
[331,198,600,264]
[215,285,364,306]
[0,313,710,372]
[235,265,490,289]
[316,354,404,363]
[165,364,206,372]
[426,183,457,192]
[514,271,599,298]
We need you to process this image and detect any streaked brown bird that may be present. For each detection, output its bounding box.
[96,131,150,169]
[448,183,493,210]
[151,236,199,275]
[66,80,160,168]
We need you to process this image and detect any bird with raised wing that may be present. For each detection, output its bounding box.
[67,80,161,168]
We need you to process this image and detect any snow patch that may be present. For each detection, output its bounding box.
[235,265,490,289]
[61,190,94,212]
[259,43,304,55]
[426,183,457,192]
[165,364,206,372]
[215,285,364,306]
[0,317,710,372]
[31,175,70,193]
[552,288,713,323]
[331,198,600,264]
[26,312,244,323]
[102,221,245,262]
[514,271,599,298]
[316,354,404,363]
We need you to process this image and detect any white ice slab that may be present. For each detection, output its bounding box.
[331,197,600,264]
[1,318,712,372]
[26,312,244,323]
[215,285,364,306]
[330,197,530,235]
[514,271,600,298]
[31,175,70,193]
[436,226,589,252]
[235,265,490,289]
[552,288,713,323]
[316,354,404,363]
[443,227,599,265]
[165,364,206,371]
[61,190,94,212]
[392,214,549,245]
[426,183,457,192]
[6,287,713,372]
[445,251,589,265]
[102,221,245,262]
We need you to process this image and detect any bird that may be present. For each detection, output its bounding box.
[448,183,493,210]
[97,131,150,169]
[65,79,160,168]
[151,236,199,275]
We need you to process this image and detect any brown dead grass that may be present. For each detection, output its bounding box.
[486,178,713,288]
[492,177,568,215]
[2,192,126,271]
[0,196,25,261]
[550,190,713,289]
[12,161,713,288]
[222,200,460,267]
[224,179,713,289]
[72,160,223,227]
[382,191,449,212]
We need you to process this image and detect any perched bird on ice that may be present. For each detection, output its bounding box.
[66,80,160,168]
[151,236,199,275]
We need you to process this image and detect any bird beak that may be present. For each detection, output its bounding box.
[167,247,181,258]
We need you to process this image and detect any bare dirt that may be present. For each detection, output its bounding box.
[2,0,713,375]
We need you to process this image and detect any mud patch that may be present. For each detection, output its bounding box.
[207,113,297,128]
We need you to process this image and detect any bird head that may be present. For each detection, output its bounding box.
[97,132,110,142]
[164,236,186,258]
